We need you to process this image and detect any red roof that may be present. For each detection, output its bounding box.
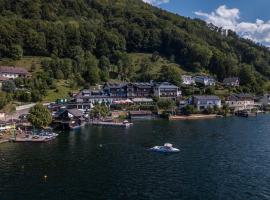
[0,66,29,75]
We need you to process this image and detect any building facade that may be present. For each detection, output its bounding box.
[193,95,221,111]
[225,94,255,111]
[182,75,195,85]
[153,82,181,100]
[194,76,216,86]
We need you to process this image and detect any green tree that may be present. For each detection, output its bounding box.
[182,105,196,115]
[160,65,182,86]
[0,92,7,109]
[27,103,52,128]
[10,45,23,60]
[90,104,110,119]
[2,80,16,93]
[157,99,176,111]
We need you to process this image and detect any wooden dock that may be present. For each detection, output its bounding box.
[169,114,223,120]
[90,121,133,128]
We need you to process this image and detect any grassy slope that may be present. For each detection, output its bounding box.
[0,56,45,74]
[129,53,188,75]
[42,80,79,103]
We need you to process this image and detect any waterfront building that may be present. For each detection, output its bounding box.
[67,89,124,111]
[192,95,221,111]
[194,76,216,86]
[53,109,85,129]
[103,83,127,98]
[223,77,240,87]
[68,81,179,111]
[153,82,181,100]
[225,94,255,111]
[0,66,30,79]
[127,83,153,98]
[182,75,195,85]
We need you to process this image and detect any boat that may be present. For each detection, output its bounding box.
[149,143,180,153]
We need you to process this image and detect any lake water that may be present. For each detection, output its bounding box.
[1,115,270,200]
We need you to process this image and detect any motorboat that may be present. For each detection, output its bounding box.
[149,143,180,153]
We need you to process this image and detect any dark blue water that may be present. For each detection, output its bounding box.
[1,115,270,200]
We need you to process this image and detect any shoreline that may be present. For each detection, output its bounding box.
[0,139,9,144]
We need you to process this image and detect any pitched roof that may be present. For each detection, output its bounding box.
[0,66,29,75]
[226,93,253,101]
[104,82,127,89]
[132,82,153,88]
[193,95,220,101]
[154,82,178,89]
[67,109,84,117]
[223,77,239,84]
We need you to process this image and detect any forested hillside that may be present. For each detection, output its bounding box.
[0,0,270,104]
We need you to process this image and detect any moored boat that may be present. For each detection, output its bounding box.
[149,143,180,153]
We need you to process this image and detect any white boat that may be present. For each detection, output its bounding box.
[149,143,180,153]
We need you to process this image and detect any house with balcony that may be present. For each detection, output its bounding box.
[0,66,30,79]
[126,82,153,98]
[225,94,255,111]
[67,89,125,111]
[181,75,195,85]
[194,76,216,86]
[193,95,221,111]
[153,82,181,100]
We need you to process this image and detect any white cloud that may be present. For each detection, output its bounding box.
[195,5,270,47]
[142,0,170,6]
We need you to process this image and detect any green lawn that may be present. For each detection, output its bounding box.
[129,53,188,75]
[0,56,47,74]
[42,80,79,103]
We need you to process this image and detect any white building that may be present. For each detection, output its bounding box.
[0,66,30,79]
[225,94,255,111]
[194,76,216,86]
[181,75,195,85]
[193,95,221,111]
[153,82,181,100]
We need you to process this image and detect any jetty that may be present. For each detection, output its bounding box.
[169,114,223,120]
[9,130,58,143]
[90,120,133,128]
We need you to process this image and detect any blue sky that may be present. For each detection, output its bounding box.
[158,0,270,21]
[143,0,270,46]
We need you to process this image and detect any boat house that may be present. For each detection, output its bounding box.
[53,109,86,129]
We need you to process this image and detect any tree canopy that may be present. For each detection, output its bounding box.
[0,0,269,94]
[27,103,52,128]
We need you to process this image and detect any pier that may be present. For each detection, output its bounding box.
[90,121,133,128]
